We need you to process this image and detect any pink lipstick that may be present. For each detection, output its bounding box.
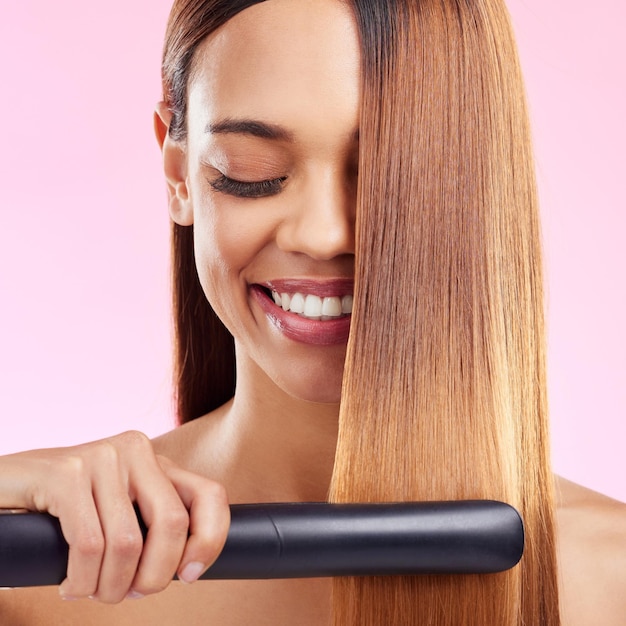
[251,279,353,346]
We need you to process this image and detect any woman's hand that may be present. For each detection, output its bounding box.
[0,431,230,603]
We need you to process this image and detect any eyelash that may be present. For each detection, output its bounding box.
[209,174,287,198]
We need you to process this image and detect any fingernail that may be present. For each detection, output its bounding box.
[126,590,144,600]
[59,589,78,601]
[179,561,205,584]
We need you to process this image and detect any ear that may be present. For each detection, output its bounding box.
[154,102,193,226]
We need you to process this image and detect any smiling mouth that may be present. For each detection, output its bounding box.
[252,282,353,345]
[260,287,353,320]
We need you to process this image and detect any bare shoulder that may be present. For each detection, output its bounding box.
[152,402,231,474]
[151,416,204,468]
[555,475,626,626]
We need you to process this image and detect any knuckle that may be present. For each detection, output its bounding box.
[206,480,229,507]
[110,529,143,558]
[163,507,189,537]
[117,430,151,450]
[56,454,87,480]
[74,531,105,558]
[209,482,228,505]
[90,440,120,466]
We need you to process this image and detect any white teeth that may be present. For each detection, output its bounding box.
[289,292,305,314]
[270,290,352,319]
[341,295,353,314]
[322,296,342,317]
[304,295,322,319]
[281,293,291,311]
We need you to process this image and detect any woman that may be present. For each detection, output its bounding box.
[1,0,624,624]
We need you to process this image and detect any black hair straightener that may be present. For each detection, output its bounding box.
[0,500,524,588]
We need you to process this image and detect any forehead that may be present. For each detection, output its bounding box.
[187,0,361,139]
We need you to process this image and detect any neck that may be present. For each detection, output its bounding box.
[215,354,340,503]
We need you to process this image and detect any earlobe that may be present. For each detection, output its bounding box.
[154,102,193,226]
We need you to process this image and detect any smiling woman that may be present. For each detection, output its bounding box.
[160,0,361,413]
[0,1,625,625]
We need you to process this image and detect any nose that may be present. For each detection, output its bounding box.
[276,168,355,260]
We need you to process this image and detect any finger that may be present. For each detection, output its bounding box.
[128,460,190,595]
[54,475,105,599]
[160,461,230,584]
[0,450,105,599]
[90,456,144,604]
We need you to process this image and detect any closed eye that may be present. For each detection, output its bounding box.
[209,174,287,198]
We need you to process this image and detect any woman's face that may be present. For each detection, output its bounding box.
[160,0,360,404]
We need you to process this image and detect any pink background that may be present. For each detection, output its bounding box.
[0,1,624,501]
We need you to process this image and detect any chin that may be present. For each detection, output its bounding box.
[293,385,342,405]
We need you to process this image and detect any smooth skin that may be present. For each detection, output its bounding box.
[1,1,624,624]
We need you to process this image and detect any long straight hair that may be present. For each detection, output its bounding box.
[329,1,559,623]
[161,0,560,623]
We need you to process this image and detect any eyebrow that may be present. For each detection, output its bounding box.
[206,118,294,141]
[206,118,360,143]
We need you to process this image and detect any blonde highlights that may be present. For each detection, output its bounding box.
[329,0,559,623]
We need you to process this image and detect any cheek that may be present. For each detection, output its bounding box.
[195,201,268,268]
[190,191,273,325]
[193,204,248,295]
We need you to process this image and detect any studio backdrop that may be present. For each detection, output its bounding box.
[0,0,624,501]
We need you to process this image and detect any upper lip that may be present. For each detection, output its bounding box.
[259,278,354,298]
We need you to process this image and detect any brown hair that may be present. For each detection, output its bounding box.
[161,0,560,623]
[329,1,559,623]
[164,0,264,422]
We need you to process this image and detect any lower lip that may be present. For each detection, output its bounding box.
[251,286,351,346]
